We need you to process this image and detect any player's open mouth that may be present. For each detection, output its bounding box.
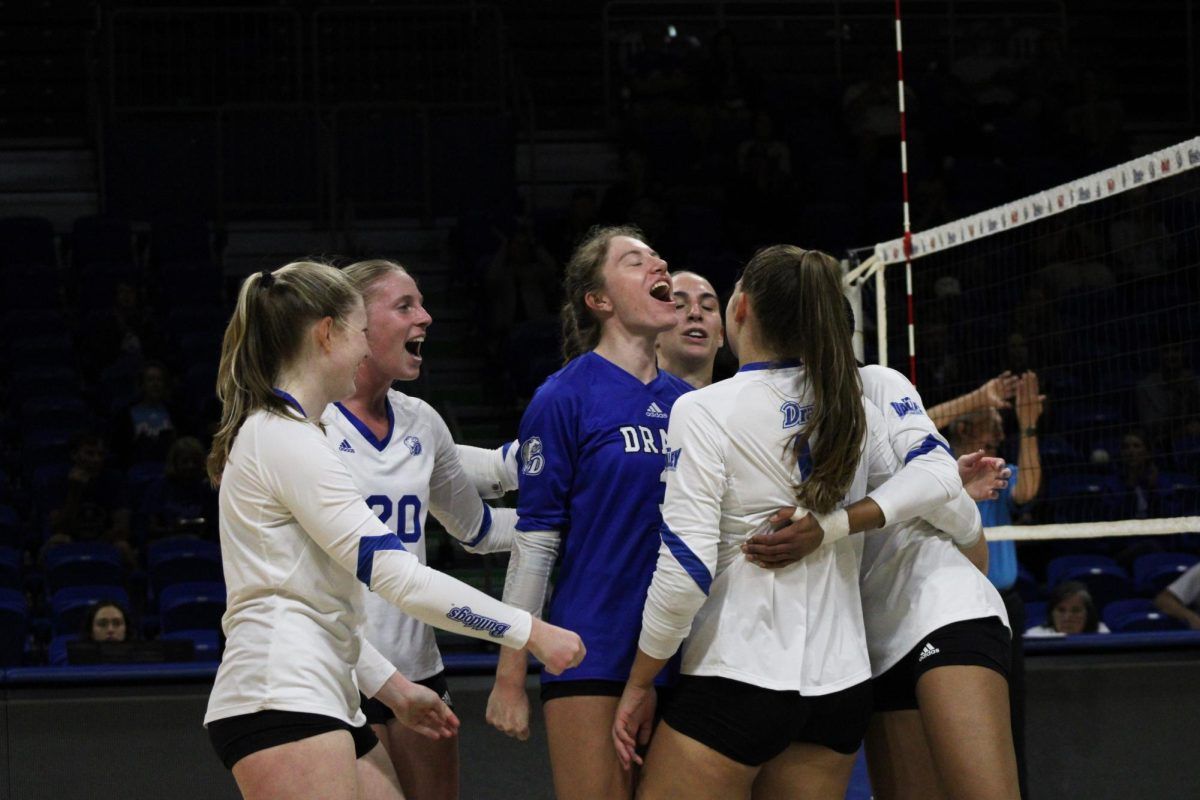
[649,280,672,302]
[405,337,424,359]
[682,326,707,341]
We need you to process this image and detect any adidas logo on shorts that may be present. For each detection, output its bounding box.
[918,642,940,662]
[646,401,668,419]
[339,439,355,453]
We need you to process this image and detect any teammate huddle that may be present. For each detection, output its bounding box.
[203,225,1021,800]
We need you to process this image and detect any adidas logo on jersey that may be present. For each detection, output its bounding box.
[338,439,355,453]
[918,642,940,662]
[645,401,668,419]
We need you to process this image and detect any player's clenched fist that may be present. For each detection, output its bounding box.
[526,619,586,675]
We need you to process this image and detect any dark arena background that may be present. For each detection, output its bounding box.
[1,2,1199,798]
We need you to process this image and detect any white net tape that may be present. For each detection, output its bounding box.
[986,517,1200,542]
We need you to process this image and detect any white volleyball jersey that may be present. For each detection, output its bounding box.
[323,391,515,681]
[205,408,531,728]
[639,363,960,695]
[858,365,1009,676]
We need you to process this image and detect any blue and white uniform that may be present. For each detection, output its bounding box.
[204,402,532,729]
[638,362,963,694]
[322,392,516,683]
[504,351,692,686]
[857,365,1009,676]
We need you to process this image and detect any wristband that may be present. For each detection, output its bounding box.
[812,507,850,546]
[1022,426,1037,438]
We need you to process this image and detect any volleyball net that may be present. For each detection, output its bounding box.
[845,138,1200,558]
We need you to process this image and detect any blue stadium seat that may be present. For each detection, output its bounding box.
[1043,474,1108,523]
[1046,554,1132,609]
[1101,598,1186,633]
[0,505,24,547]
[125,461,166,510]
[50,585,129,636]
[71,214,135,268]
[43,542,126,595]
[10,365,79,399]
[0,216,57,267]
[1015,564,1040,602]
[48,633,79,666]
[147,539,223,596]
[162,628,222,661]
[1024,601,1048,631]
[159,581,226,633]
[1133,552,1200,595]
[0,545,22,590]
[0,588,29,666]
[1036,435,1082,469]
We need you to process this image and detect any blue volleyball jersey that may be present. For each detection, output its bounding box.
[516,351,692,685]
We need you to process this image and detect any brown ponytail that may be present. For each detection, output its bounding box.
[740,245,865,513]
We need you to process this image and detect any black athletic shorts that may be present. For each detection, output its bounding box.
[207,710,378,770]
[360,671,454,725]
[872,616,1011,713]
[663,674,873,766]
[540,678,624,703]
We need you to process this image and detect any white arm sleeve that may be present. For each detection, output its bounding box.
[455,441,520,499]
[262,425,532,649]
[639,395,725,660]
[427,415,514,554]
[500,528,560,617]
[860,366,980,544]
[355,636,398,698]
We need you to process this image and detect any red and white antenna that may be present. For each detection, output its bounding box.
[894,0,917,384]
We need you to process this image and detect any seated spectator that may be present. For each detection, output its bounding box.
[484,221,560,347]
[77,279,167,378]
[1026,581,1109,636]
[1136,343,1200,450]
[1100,430,1188,519]
[41,433,132,563]
[83,599,130,643]
[110,361,185,467]
[140,436,218,542]
[1154,561,1200,630]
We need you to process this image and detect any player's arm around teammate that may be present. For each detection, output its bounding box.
[202,263,584,800]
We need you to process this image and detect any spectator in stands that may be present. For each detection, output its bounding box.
[700,28,759,118]
[1100,430,1188,520]
[78,278,167,377]
[140,436,218,542]
[1025,581,1109,636]
[83,599,130,643]
[110,361,184,468]
[548,188,601,265]
[42,432,132,564]
[944,371,1043,800]
[1136,343,1200,450]
[485,220,560,346]
[1109,187,1176,278]
[1154,561,1200,630]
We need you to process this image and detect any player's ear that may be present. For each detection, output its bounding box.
[313,316,335,353]
[584,289,611,314]
[732,293,749,325]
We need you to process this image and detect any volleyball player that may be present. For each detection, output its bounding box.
[742,323,1019,800]
[613,246,972,800]
[487,225,692,800]
[323,259,519,800]
[655,270,725,389]
[203,262,584,800]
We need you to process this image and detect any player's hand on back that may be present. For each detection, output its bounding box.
[742,507,824,568]
[526,618,585,675]
[958,450,1011,501]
